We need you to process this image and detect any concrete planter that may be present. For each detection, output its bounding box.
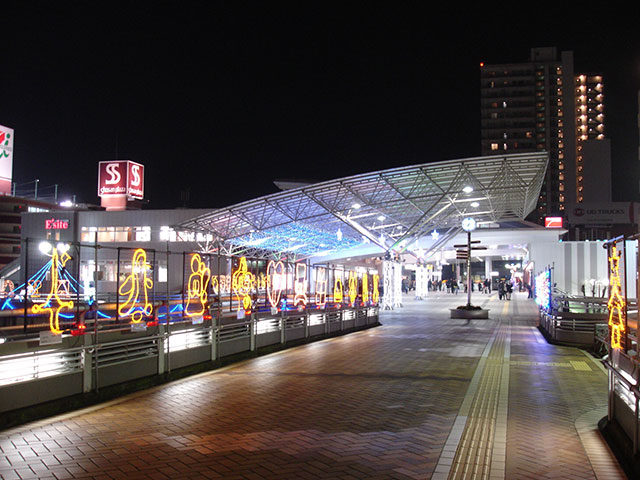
[450,308,490,319]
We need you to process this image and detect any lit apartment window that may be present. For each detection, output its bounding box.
[559,173,564,181]
[559,204,565,210]
[491,143,499,151]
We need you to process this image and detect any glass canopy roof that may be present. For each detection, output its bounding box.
[177,152,548,259]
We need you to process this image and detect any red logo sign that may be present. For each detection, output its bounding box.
[544,217,563,228]
[45,218,69,230]
[127,161,144,200]
[98,161,144,199]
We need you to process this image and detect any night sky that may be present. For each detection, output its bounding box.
[4,3,640,209]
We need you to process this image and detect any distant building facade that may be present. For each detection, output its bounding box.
[480,47,607,227]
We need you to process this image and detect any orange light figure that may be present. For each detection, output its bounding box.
[33,248,74,334]
[362,273,369,303]
[267,260,285,307]
[607,244,626,350]
[118,249,153,323]
[232,257,255,311]
[294,263,308,307]
[186,254,210,317]
[315,267,327,306]
[334,272,344,303]
[348,271,357,305]
[372,274,380,304]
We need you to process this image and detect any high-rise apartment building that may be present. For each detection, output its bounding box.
[480,47,606,224]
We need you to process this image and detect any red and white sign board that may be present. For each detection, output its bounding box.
[544,217,563,228]
[0,125,14,196]
[98,161,144,200]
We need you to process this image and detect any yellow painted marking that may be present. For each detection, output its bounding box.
[510,360,591,371]
[569,360,592,371]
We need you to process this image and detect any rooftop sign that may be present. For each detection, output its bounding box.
[98,160,144,200]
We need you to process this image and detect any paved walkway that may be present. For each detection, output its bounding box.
[0,291,626,479]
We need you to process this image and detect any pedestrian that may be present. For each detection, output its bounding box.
[498,280,505,300]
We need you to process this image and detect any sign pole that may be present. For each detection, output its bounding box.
[467,230,472,308]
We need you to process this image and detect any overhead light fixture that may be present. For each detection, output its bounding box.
[470,202,480,208]
[377,215,385,221]
[39,241,52,254]
[352,203,361,209]
[463,186,474,193]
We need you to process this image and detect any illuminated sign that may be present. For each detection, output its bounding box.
[362,273,369,303]
[334,272,344,303]
[348,271,357,305]
[0,125,13,195]
[315,267,327,306]
[544,217,563,228]
[32,247,74,334]
[45,218,69,230]
[534,269,551,312]
[185,254,210,318]
[118,249,153,323]
[607,244,625,350]
[372,274,380,304]
[98,160,145,199]
[293,263,308,307]
[232,257,254,311]
[267,260,285,307]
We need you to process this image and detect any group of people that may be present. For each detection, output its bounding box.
[427,278,463,294]
[497,279,513,300]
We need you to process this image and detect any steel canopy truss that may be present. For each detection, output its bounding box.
[178,153,548,259]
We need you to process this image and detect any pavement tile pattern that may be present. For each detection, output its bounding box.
[0,291,626,479]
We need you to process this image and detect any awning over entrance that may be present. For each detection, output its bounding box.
[178,153,548,259]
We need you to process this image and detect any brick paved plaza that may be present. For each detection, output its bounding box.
[0,291,626,479]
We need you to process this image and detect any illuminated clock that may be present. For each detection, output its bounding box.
[461,217,476,232]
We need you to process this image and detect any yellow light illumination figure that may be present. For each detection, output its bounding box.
[294,263,308,307]
[232,257,255,311]
[267,260,285,307]
[315,267,327,306]
[607,244,626,350]
[372,274,380,304]
[334,272,344,303]
[348,271,357,305]
[362,273,369,303]
[118,249,153,323]
[33,248,74,334]
[185,254,210,317]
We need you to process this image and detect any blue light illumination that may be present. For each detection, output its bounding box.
[233,222,361,255]
[534,269,551,312]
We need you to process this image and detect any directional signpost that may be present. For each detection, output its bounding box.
[451,217,489,320]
